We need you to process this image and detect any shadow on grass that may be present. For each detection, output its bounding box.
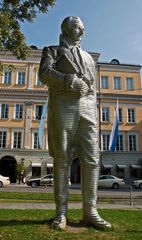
[0,218,86,229]
[66,219,113,232]
[0,218,112,233]
[125,229,142,233]
[0,218,53,227]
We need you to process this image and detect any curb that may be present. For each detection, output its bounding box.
[0,202,141,210]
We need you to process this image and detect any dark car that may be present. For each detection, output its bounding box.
[27,174,53,188]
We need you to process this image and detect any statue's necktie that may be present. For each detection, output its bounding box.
[70,46,86,75]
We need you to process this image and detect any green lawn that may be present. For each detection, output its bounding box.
[0,192,115,204]
[0,192,82,202]
[0,209,142,240]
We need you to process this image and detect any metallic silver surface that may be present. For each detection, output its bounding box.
[52,159,69,229]
[39,16,111,229]
[82,165,111,228]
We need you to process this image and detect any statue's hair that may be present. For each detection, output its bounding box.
[61,16,84,36]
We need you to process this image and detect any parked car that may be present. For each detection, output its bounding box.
[0,175,10,187]
[98,175,125,189]
[132,179,142,189]
[27,174,53,188]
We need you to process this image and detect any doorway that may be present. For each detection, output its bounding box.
[0,156,17,183]
[71,158,81,183]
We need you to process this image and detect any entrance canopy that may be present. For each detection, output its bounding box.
[103,164,113,168]
[32,163,41,167]
[117,165,127,168]
[47,163,53,167]
[131,165,141,169]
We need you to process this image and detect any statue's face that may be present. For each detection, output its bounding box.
[69,18,84,41]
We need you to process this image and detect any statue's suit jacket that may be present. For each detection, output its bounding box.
[39,45,99,166]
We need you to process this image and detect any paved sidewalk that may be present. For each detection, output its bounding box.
[0,202,142,210]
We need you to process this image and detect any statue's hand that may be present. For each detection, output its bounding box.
[64,74,88,93]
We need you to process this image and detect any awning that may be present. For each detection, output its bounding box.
[131,165,141,169]
[32,163,41,167]
[47,163,53,167]
[117,165,127,168]
[103,164,113,168]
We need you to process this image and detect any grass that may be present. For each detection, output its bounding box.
[0,192,82,203]
[0,192,118,204]
[0,209,142,240]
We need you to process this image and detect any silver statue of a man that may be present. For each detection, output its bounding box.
[39,16,111,229]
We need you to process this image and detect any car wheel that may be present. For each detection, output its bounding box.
[139,183,142,189]
[112,183,119,189]
[31,182,38,188]
[0,181,3,187]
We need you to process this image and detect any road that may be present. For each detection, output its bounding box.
[0,184,142,206]
[0,183,142,197]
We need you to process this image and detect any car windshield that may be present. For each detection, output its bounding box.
[99,175,115,180]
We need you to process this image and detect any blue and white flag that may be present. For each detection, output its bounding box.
[38,97,48,149]
[109,100,119,152]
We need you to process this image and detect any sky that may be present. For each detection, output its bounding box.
[21,0,142,65]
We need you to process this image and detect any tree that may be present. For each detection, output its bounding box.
[0,0,55,60]
[15,162,26,184]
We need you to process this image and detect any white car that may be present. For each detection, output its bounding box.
[0,175,10,187]
[98,175,125,189]
[132,179,142,189]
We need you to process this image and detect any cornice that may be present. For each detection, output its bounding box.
[0,88,48,97]
[0,89,48,102]
[98,92,142,101]
[89,52,100,63]
[0,50,100,64]
[0,49,42,63]
[98,62,141,72]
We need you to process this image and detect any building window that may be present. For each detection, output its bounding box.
[32,167,41,177]
[0,104,9,119]
[102,167,111,175]
[17,71,25,85]
[127,108,135,123]
[118,108,123,123]
[13,132,22,149]
[0,131,7,148]
[35,105,43,120]
[4,71,12,84]
[36,72,43,86]
[116,166,125,178]
[102,107,109,122]
[101,76,109,89]
[102,134,110,151]
[33,132,40,149]
[126,77,134,90]
[130,167,138,178]
[15,104,23,119]
[116,134,124,151]
[128,134,137,151]
[114,77,121,90]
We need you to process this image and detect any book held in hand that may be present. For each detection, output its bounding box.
[56,53,78,74]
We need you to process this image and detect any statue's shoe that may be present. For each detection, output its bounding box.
[52,215,66,230]
[83,216,111,229]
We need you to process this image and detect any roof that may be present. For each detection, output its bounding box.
[98,60,141,68]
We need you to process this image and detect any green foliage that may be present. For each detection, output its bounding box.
[0,0,55,59]
[15,162,26,181]
[0,63,15,75]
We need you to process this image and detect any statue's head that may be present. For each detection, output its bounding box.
[61,16,84,42]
